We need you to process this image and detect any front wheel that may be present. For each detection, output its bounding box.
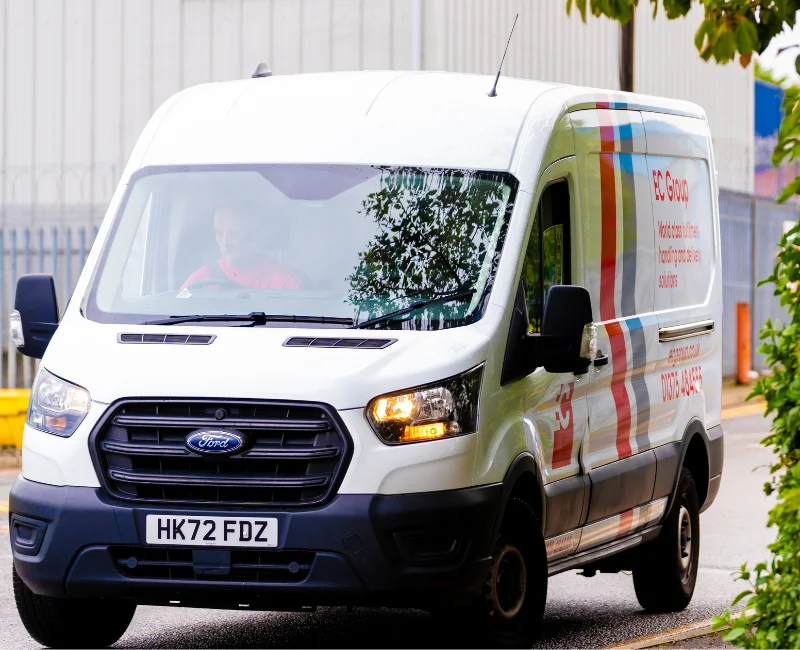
[632,468,700,612]
[13,563,136,648]
[432,497,548,648]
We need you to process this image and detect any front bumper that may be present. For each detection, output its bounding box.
[10,477,501,609]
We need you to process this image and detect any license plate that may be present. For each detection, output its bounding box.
[145,515,278,547]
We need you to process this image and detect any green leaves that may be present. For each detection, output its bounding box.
[713,219,800,647]
[565,1,800,68]
[736,19,759,66]
[713,25,738,63]
[731,589,753,607]
[566,0,638,24]
[724,628,747,642]
[771,86,800,185]
[662,0,690,20]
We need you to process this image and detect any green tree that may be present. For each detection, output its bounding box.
[566,2,800,647]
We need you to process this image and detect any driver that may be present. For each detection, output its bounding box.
[182,204,301,290]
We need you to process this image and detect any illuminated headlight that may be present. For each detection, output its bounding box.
[27,368,91,437]
[367,366,483,444]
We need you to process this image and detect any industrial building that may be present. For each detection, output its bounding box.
[0,0,753,230]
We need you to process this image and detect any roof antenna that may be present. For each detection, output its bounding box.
[252,62,273,78]
[488,14,519,98]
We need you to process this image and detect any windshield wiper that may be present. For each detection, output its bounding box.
[145,312,355,326]
[354,290,476,330]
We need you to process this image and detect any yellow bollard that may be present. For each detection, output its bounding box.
[0,390,31,448]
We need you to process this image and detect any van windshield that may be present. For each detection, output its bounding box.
[85,165,517,330]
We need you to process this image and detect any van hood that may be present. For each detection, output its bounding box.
[41,316,493,410]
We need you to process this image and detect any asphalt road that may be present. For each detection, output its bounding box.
[0,410,775,649]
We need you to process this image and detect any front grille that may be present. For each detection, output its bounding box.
[110,546,314,583]
[93,400,351,507]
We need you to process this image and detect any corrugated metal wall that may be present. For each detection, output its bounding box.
[0,0,754,230]
[420,0,619,88]
[719,190,754,379]
[718,189,799,377]
[634,9,754,195]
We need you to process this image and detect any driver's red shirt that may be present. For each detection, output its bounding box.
[182,258,302,290]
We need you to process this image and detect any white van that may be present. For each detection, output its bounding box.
[9,71,723,649]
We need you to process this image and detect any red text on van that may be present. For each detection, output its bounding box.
[652,170,689,208]
[660,365,702,402]
[552,381,575,469]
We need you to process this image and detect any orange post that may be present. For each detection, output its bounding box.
[736,302,751,385]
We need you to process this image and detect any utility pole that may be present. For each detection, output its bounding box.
[619,9,635,92]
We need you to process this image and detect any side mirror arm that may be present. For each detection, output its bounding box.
[524,332,592,375]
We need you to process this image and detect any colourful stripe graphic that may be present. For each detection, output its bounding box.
[576,497,668,553]
[595,98,629,111]
[607,321,633,459]
[599,111,618,321]
[619,151,638,318]
[626,317,652,451]
[594,109,651,458]
[616,509,634,539]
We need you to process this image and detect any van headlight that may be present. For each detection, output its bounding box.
[27,368,91,437]
[366,365,483,444]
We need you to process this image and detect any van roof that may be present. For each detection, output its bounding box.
[134,71,706,173]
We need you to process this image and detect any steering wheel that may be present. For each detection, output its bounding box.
[184,277,247,291]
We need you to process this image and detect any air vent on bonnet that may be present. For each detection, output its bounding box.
[118,334,216,345]
[284,337,396,349]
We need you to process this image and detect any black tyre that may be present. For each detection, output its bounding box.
[632,468,700,612]
[432,498,548,648]
[13,563,136,649]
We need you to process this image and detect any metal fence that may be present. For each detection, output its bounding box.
[719,189,799,377]
[2,226,99,389]
[0,191,796,388]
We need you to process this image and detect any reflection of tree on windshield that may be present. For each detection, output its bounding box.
[347,167,512,327]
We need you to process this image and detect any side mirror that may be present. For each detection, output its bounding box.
[539,285,595,374]
[11,274,59,359]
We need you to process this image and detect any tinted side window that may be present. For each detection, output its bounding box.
[521,181,571,333]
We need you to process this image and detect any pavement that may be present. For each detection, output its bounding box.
[0,388,773,649]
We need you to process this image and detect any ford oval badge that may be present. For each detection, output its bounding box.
[185,429,246,455]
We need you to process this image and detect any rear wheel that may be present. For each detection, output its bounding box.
[632,468,700,612]
[432,497,548,648]
[13,563,136,648]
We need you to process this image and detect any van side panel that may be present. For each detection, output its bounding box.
[572,110,660,479]
[642,112,722,447]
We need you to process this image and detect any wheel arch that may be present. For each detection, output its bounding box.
[492,453,546,543]
[670,418,710,513]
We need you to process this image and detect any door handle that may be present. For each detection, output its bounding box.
[658,319,714,342]
[593,350,609,367]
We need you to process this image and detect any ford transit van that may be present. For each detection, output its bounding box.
[9,71,723,648]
